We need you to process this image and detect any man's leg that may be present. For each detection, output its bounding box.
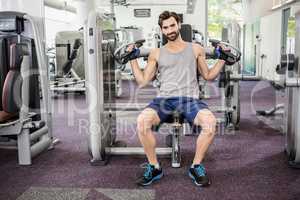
[192,109,217,165]
[136,107,164,186]
[185,107,216,187]
[136,108,161,165]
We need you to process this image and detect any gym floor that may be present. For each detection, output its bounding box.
[0,81,299,200]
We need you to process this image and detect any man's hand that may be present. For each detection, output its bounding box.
[126,44,135,53]
[215,44,236,66]
[215,44,228,60]
[120,44,141,64]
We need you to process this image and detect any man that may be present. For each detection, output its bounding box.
[127,11,227,187]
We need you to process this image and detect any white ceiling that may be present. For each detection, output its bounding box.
[70,0,189,6]
[100,0,187,5]
[65,0,196,14]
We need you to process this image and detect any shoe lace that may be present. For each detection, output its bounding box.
[141,163,153,179]
[194,165,206,177]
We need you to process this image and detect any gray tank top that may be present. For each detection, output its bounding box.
[157,42,200,98]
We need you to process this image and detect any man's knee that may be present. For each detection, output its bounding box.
[194,110,217,136]
[137,109,159,135]
[203,116,217,135]
[137,114,150,135]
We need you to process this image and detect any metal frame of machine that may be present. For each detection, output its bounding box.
[280,10,300,165]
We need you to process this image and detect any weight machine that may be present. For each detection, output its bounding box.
[0,11,55,165]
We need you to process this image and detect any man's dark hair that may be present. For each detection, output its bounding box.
[158,11,181,28]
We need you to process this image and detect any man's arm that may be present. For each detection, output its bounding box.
[194,44,225,81]
[129,48,158,88]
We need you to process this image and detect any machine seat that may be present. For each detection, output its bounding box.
[153,111,202,134]
[152,111,186,132]
[164,112,185,124]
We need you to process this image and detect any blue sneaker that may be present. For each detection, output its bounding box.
[188,164,211,187]
[136,163,163,186]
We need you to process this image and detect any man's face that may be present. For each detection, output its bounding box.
[161,17,180,42]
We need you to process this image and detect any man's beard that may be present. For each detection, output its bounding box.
[166,30,180,41]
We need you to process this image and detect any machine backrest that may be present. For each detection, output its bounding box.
[2,70,22,113]
[0,37,10,111]
[2,43,23,113]
[0,36,41,117]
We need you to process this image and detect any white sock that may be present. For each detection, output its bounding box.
[153,163,160,169]
[191,163,201,168]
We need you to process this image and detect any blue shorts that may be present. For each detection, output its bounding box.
[146,96,209,125]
